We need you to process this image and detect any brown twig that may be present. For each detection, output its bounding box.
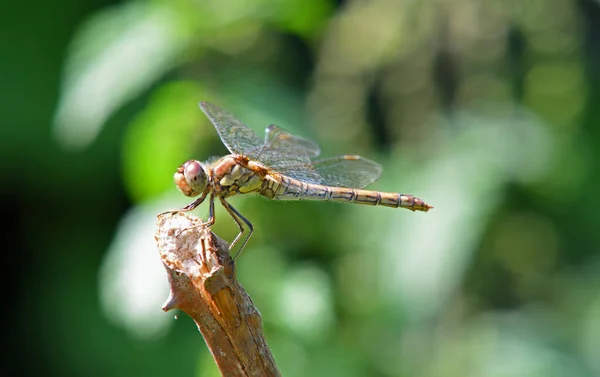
[155,212,280,377]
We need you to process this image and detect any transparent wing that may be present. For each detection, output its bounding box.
[200,102,321,161]
[242,124,324,184]
[310,155,382,188]
[269,162,325,185]
[261,124,320,158]
[199,101,264,155]
[199,102,380,187]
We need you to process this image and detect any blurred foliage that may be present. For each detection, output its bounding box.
[4,0,600,376]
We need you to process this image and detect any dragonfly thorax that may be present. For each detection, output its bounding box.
[210,156,265,197]
[174,160,209,197]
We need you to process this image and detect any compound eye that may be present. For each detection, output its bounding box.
[174,160,208,197]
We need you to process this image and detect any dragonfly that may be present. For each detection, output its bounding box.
[172,101,432,259]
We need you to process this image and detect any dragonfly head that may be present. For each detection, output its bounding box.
[174,160,209,197]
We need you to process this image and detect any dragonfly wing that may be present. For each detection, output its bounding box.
[199,102,264,155]
[250,124,325,184]
[199,103,379,188]
[260,125,320,158]
[273,162,325,185]
[311,155,382,188]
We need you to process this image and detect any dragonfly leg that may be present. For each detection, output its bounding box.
[174,194,215,237]
[183,191,209,212]
[159,191,208,216]
[219,197,254,260]
[202,195,216,227]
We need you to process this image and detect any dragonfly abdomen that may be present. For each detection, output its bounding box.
[263,175,432,212]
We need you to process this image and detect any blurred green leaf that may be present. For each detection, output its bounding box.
[122,80,208,202]
[53,1,194,150]
[267,0,334,37]
[99,198,171,340]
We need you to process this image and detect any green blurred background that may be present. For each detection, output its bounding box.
[4,0,600,376]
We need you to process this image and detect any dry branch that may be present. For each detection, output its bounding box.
[156,212,280,377]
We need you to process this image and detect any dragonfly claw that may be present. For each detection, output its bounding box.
[158,209,185,217]
[174,220,214,238]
